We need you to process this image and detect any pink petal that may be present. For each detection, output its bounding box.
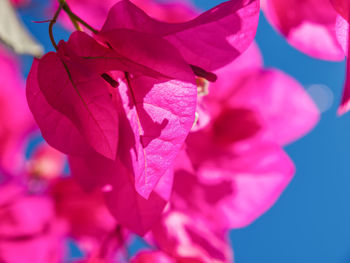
[152,210,233,263]
[204,41,263,103]
[26,59,90,155]
[175,132,295,229]
[329,6,350,114]
[200,144,293,229]
[262,0,344,61]
[101,0,260,71]
[338,37,350,114]
[209,69,320,146]
[335,15,348,54]
[330,0,350,21]
[69,152,173,236]
[96,29,195,82]
[62,31,194,82]
[114,75,196,198]
[36,52,119,159]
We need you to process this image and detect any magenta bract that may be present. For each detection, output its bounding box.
[262,0,344,61]
[102,0,260,71]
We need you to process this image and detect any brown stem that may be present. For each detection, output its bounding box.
[60,1,82,31]
[49,3,64,50]
[62,3,98,34]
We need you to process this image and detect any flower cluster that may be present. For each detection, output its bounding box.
[0,0,322,262]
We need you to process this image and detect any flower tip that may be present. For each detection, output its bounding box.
[337,101,350,115]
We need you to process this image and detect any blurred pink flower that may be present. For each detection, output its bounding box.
[261,0,344,61]
[0,180,66,263]
[27,143,66,180]
[50,177,120,254]
[0,46,33,174]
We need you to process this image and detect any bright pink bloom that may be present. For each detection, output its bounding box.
[0,46,33,173]
[261,0,344,61]
[176,61,319,230]
[0,181,66,263]
[27,30,195,196]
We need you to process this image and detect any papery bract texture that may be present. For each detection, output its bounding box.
[101,0,260,71]
[261,0,344,60]
[37,51,119,160]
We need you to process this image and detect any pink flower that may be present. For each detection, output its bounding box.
[0,46,33,174]
[261,0,344,61]
[27,0,260,235]
[174,50,319,230]
[144,44,319,262]
[0,180,66,263]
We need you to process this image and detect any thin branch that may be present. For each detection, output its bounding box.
[60,1,82,31]
[62,3,98,34]
[49,3,63,50]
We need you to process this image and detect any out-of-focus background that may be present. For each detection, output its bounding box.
[16,0,350,262]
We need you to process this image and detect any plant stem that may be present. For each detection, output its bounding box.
[62,3,98,34]
[49,3,64,50]
[60,1,82,31]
